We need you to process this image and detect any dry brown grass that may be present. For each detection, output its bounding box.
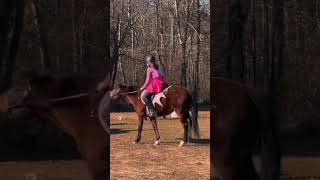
[110,111,210,180]
[280,157,320,179]
[0,160,91,180]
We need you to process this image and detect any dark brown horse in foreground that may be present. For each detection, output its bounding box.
[212,77,281,180]
[0,71,111,180]
[110,85,200,146]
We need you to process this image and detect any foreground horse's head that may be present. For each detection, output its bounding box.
[110,84,136,100]
[24,73,55,104]
[0,95,9,119]
[7,70,59,119]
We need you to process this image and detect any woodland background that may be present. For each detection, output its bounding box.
[0,0,210,160]
[110,0,210,102]
[213,0,320,131]
[0,0,110,160]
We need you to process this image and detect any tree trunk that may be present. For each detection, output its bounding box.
[0,0,24,94]
[227,0,248,82]
[30,0,51,71]
[72,0,79,73]
[270,0,284,90]
[193,0,201,126]
[251,0,257,86]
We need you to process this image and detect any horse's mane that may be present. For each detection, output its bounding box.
[118,84,138,92]
[127,85,138,92]
[29,74,53,86]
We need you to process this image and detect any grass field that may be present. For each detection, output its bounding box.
[0,160,91,180]
[0,110,319,180]
[110,111,210,180]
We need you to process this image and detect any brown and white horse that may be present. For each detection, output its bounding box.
[110,84,200,146]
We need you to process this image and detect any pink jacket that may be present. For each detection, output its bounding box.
[142,67,164,93]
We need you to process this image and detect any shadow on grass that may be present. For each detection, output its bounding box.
[172,138,210,145]
[110,128,154,135]
[110,128,130,135]
[193,138,210,144]
[111,123,128,126]
[279,124,320,157]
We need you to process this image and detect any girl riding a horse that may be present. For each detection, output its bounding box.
[140,55,165,118]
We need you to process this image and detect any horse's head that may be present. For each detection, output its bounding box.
[7,70,56,118]
[96,72,111,92]
[0,95,9,119]
[110,84,136,100]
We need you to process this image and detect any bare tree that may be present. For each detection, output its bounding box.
[0,0,24,94]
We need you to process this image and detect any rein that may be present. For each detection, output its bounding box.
[120,90,139,95]
[48,93,89,103]
[8,92,90,109]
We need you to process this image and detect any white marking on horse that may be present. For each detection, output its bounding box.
[179,140,185,147]
[154,139,160,146]
[152,86,171,107]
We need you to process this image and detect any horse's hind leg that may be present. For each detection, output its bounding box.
[150,117,160,145]
[176,112,188,147]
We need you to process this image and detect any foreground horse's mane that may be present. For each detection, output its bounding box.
[26,70,107,83]
[213,77,247,89]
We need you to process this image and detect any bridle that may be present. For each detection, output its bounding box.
[9,82,90,110]
[8,81,111,134]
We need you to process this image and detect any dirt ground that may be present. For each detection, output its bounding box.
[281,157,320,179]
[110,111,210,180]
[0,111,319,180]
[0,160,91,180]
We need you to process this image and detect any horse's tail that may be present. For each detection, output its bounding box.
[188,94,200,139]
[256,95,281,180]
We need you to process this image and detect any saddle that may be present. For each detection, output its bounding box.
[150,85,171,108]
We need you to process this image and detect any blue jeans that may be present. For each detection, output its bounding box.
[141,90,155,105]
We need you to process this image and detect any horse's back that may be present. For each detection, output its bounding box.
[213,77,260,155]
[213,77,255,118]
[160,85,192,113]
[213,77,262,179]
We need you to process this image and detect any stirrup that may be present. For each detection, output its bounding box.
[150,111,157,118]
[147,108,157,118]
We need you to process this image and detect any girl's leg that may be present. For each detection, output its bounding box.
[140,90,156,118]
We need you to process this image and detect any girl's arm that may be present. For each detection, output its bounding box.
[141,68,152,89]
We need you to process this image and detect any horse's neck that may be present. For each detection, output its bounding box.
[123,94,140,105]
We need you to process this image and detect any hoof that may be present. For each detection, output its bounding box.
[179,140,185,147]
[133,140,140,144]
[154,140,160,146]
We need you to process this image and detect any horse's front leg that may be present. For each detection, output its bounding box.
[134,115,144,144]
[150,117,160,145]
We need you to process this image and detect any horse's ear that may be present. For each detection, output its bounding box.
[96,72,111,92]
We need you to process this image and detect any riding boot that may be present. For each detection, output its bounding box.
[145,101,157,118]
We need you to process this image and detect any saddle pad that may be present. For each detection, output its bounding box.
[152,86,171,107]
